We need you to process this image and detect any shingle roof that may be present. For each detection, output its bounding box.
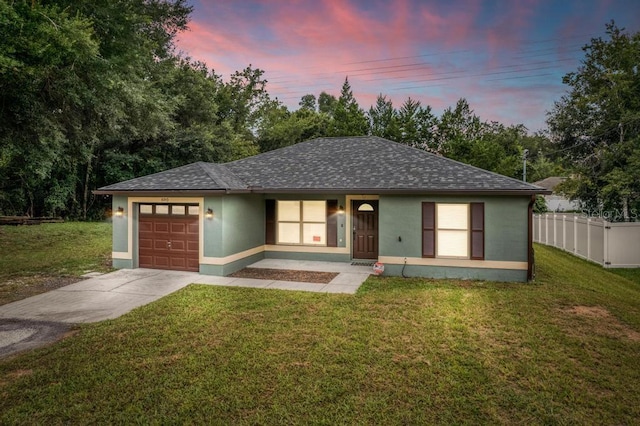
[532,176,567,192]
[96,136,547,194]
[97,162,248,192]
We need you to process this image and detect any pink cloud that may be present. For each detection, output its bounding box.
[172,0,638,130]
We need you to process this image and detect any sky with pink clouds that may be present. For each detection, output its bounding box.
[175,0,640,132]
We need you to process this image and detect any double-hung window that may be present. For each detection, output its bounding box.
[422,202,484,259]
[277,200,327,245]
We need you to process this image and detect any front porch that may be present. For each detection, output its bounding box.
[197,259,373,294]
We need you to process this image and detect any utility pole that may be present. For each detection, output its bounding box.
[522,149,529,182]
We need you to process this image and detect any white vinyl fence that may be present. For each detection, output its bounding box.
[533,213,640,268]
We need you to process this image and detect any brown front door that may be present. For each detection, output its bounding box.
[139,204,199,272]
[352,200,378,259]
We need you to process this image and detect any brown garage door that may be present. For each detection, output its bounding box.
[138,204,199,272]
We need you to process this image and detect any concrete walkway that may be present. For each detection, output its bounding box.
[0,261,371,324]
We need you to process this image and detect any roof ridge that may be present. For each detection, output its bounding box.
[196,162,249,189]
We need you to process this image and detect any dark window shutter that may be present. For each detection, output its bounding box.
[470,202,484,260]
[326,200,338,247]
[422,202,435,258]
[265,199,276,245]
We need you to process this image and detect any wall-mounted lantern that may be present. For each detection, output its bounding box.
[115,207,124,217]
[338,205,345,214]
[205,208,214,219]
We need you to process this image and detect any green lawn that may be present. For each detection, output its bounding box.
[0,222,112,305]
[1,239,640,423]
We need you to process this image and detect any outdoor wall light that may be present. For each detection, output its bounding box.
[338,205,345,214]
[205,208,214,219]
[115,206,124,217]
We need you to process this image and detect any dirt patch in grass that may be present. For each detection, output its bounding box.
[229,268,338,284]
[563,305,640,342]
[0,275,84,306]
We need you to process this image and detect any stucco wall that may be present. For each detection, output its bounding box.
[112,195,129,253]
[220,194,265,256]
[378,195,530,281]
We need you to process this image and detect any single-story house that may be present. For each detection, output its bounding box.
[94,136,549,282]
[532,176,580,212]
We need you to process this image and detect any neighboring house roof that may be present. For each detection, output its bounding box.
[532,176,567,193]
[96,136,549,195]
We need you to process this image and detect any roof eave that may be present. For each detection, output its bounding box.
[226,187,552,196]
[92,189,250,196]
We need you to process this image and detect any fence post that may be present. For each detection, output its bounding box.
[544,214,549,244]
[573,215,578,254]
[562,214,566,250]
[587,218,592,262]
[603,220,609,268]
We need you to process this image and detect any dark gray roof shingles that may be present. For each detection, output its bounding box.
[98,162,248,191]
[98,136,546,193]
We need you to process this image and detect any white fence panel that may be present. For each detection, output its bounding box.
[575,217,589,259]
[589,220,605,264]
[607,223,640,267]
[533,213,640,268]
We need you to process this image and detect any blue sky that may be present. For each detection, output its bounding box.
[176,0,640,132]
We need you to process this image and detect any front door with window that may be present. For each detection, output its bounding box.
[352,200,378,259]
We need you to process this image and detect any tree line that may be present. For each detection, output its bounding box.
[1,2,636,220]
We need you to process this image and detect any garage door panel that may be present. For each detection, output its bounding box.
[170,257,187,269]
[154,222,170,232]
[154,256,170,268]
[139,221,153,232]
[170,240,186,251]
[171,222,186,234]
[153,240,169,250]
[139,238,153,249]
[139,255,153,267]
[138,208,199,272]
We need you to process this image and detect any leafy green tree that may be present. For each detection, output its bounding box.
[257,101,330,152]
[329,77,369,136]
[0,1,99,216]
[318,92,337,115]
[368,94,400,140]
[438,98,486,157]
[396,97,438,150]
[547,22,640,219]
[0,0,193,218]
[299,94,317,111]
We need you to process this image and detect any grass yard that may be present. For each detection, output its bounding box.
[1,234,640,423]
[0,222,112,305]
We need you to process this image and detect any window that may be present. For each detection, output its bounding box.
[277,200,326,245]
[139,204,198,216]
[140,204,153,214]
[437,204,469,257]
[422,202,484,259]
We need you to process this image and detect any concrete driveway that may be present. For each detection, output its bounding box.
[0,269,198,324]
[0,263,370,358]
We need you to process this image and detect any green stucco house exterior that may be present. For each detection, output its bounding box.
[95,136,548,282]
